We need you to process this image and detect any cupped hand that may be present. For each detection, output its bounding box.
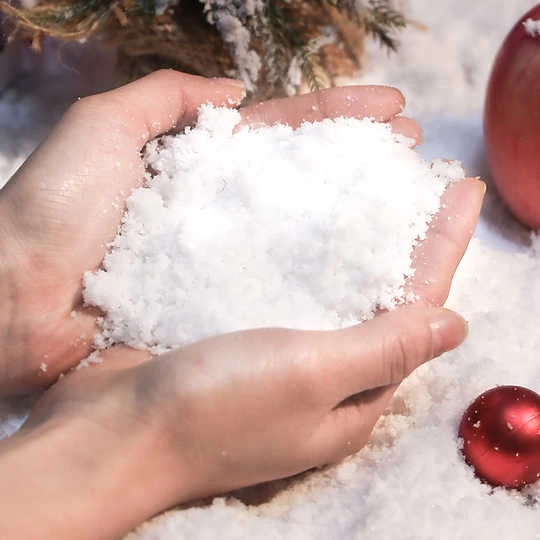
[8,177,483,540]
[0,70,420,394]
[2,79,484,538]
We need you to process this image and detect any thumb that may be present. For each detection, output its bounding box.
[313,305,467,404]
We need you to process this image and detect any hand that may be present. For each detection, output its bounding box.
[1,180,483,540]
[0,70,485,539]
[0,70,420,395]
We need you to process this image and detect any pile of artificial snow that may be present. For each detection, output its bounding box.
[83,106,462,352]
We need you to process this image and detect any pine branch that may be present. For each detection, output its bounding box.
[298,38,328,92]
[319,0,405,51]
[0,0,111,37]
[361,0,406,51]
[260,1,297,90]
[1,0,407,97]
[320,0,359,21]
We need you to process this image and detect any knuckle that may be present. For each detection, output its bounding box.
[150,68,176,82]
[382,332,420,384]
[68,94,102,116]
[65,93,137,143]
[66,94,117,126]
[381,320,433,384]
[64,97,88,120]
[390,86,405,106]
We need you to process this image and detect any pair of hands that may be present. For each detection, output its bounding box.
[0,70,484,539]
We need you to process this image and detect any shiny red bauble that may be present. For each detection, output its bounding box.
[459,386,540,488]
[484,4,540,229]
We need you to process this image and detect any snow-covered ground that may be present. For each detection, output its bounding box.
[1,1,539,538]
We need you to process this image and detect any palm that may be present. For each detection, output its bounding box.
[22,174,481,519]
[0,108,149,392]
[0,73,247,393]
[28,176,482,417]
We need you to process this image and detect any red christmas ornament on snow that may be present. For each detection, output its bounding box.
[459,386,540,488]
[484,4,540,229]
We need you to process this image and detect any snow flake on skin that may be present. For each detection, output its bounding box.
[75,352,104,371]
[523,18,540,37]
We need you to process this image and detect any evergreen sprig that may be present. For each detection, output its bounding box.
[361,0,406,51]
[322,0,359,21]
[0,0,407,96]
[261,0,293,88]
[257,0,405,92]
[297,39,327,92]
[261,1,322,92]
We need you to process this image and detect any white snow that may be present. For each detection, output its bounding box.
[0,0,539,538]
[203,1,264,91]
[75,352,104,371]
[524,18,540,37]
[83,106,460,353]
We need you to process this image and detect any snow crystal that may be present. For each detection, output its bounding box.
[75,352,104,371]
[524,18,540,37]
[531,231,540,255]
[203,1,263,91]
[83,106,459,353]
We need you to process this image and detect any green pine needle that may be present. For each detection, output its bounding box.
[362,0,406,51]
[298,40,327,92]
[2,0,407,94]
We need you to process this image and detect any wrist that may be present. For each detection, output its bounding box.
[0,417,178,539]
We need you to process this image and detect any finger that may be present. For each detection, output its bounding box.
[307,304,467,406]
[409,178,486,306]
[3,70,245,201]
[389,116,423,147]
[89,70,246,145]
[238,86,405,129]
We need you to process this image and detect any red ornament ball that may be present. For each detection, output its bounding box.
[484,4,540,229]
[459,386,540,488]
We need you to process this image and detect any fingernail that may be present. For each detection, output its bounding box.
[429,308,468,357]
[475,178,487,198]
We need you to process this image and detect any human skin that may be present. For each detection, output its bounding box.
[0,70,484,539]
